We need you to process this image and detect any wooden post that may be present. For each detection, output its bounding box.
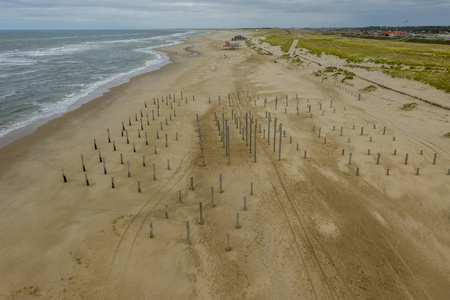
[62,169,67,182]
[318,127,321,137]
[140,118,143,130]
[273,117,277,152]
[126,130,129,144]
[304,150,307,158]
[133,142,136,152]
[250,182,254,195]
[107,128,111,143]
[279,123,282,160]
[138,181,141,193]
[210,187,215,207]
[243,196,247,211]
[129,117,131,126]
[361,127,364,136]
[98,151,102,162]
[254,121,257,162]
[405,154,409,164]
[416,168,420,175]
[113,141,116,151]
[154,145,157,154]
[149,223,153,238]
[268,113,271,145]
[190,177,194,190]
[186,221,191,245]
[199,202,204,225]
[81,154,86,172]
[219,174,223,193]
[340,127,343,136]
[225,233,231,251]
[179,190,182,203]
[165,205,168,219]
[167,159,170,170]
[103,157,107,174]
[387,168,390,175]
[368,149,371,155]
[111,176,115,188]
[152,164,156,180]
[84,173,89,186]
[383,126,386,135]
[249,117,252,153]
[349,153,352,165]
[236,213,241,229]
[120,153,123,164]
[377,153,381,164]
[94,139,97,150]
[433,153,437,165]
[394,149,397,155]
[127,161,131,177]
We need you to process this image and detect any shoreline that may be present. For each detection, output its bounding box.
[0,32,204,149]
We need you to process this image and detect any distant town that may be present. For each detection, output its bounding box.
[274,26,450,40]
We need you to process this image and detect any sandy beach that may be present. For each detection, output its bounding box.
[0,31,449,299]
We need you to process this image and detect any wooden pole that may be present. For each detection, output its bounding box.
[279,123,282,160]
[199,202,204,225]
[84,173,89,186]
[103,157,107,174]
[62,169,67,182]
[149,223,153,238]
[236,213,241,229]
[152,164,156,180]
[219,174,223,193]
[138,181,141,193]
[186,221,191,245]
[111,176,115,188]
[210,187,215,207]
[127,161,131,177]
[81,154,86,172]
[273,117,277,152]
[243,196,247,211]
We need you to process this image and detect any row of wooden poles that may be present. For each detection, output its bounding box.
[61,91,197,185]
[150,173,254,250]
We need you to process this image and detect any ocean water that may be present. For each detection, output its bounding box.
[0,29,203,140]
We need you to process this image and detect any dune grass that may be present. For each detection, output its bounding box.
[294,34,450,92]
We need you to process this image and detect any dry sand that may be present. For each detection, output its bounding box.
[0,31,449,299]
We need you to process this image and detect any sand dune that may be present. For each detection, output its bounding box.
[0,31,449,299]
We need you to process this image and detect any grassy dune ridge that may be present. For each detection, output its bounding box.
[252,28,450,92]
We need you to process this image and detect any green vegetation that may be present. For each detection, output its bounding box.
[314,66,355,83]
[245,40,273,56]
[260,28,295,53]
[360,85,377,92]
[250,28,450,92]
[444,132,450,138]
[279,53,303,65]
[401,103,417,111]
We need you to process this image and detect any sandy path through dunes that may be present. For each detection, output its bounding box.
[0,31,449,299]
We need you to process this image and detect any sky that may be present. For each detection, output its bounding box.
[0,0,449,30]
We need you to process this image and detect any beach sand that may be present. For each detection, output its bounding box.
[0,31,449,299]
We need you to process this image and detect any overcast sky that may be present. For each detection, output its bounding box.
[0,0,449,30]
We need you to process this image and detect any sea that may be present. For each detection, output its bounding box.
[0,29,204,144]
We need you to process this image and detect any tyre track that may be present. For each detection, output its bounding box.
[277,103,433,299]
[230,94,337,299]
[101,144,192,300]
